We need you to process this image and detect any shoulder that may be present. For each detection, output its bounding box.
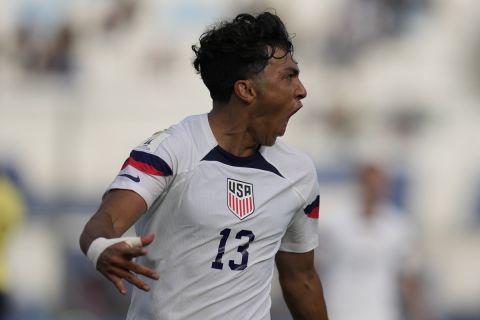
[262,140,318,201]
[131,114,214,174]
[136,114,209,154]
[262,140,317,181]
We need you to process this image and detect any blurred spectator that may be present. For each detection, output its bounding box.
[102,0,139,33]
[315,163,438,320]
[15,25,42,72]
[42,24,75,75]
[323,0,430,65]
[14,23,76,76]
[13,0,69,73]
[0,173,25,319]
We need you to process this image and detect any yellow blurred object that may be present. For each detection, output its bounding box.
[0,176,25,292]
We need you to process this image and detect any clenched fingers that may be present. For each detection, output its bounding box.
[110,265,151,292]
[104,272,128,295]
[97,242,159,295]
[120,260,160,280]
[101,264,151,293]
[111,245,159,280]
[107,250,159,280]
[123,245,149,259]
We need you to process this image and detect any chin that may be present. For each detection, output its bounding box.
[263,137,277,146]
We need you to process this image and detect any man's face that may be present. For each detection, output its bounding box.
[249,49,307,146]
[359,165,387,203]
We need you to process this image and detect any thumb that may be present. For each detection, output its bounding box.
[141,233,155,247]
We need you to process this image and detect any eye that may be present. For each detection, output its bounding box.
[284,69,299,80]
[286,73,295,80]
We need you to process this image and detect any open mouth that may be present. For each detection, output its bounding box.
[281,105,302,133]
[279,103,303,136]
[286,104,302,122]
[291,103,303,117]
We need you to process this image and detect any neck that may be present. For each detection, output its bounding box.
[362,195,380,218]
[208,103,259,157]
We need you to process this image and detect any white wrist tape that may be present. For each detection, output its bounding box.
[87,236,142,268]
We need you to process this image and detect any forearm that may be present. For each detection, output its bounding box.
[79,189,147,254]
[79,210,119,254]
[279,269,328,320]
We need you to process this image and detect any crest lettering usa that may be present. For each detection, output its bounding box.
[227,178,255,219]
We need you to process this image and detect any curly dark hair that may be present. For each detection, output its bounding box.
[192,12,293,103]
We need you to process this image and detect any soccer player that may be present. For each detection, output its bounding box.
[80,11,328,320]
[315,163,438,320]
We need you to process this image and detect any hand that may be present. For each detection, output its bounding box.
[96,233,160,295]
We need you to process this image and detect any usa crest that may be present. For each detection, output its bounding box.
[227,178,255,219]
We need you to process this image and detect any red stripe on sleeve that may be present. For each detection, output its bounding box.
[307,207,319,219]
[123,157,167,176]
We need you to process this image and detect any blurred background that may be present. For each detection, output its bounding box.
[1,0,480,319]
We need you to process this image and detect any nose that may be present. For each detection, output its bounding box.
[296,79,307,100]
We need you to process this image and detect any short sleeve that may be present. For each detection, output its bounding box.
[279,170,320,253]
[107,130,176,208]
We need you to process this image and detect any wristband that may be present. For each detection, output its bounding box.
[87,236,142,268]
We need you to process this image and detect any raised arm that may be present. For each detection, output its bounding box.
[79,189,159,295]
[275,250,329,320]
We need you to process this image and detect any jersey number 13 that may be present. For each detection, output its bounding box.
[211,228,255,271]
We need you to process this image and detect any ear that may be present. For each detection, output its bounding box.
[233,79,256,104]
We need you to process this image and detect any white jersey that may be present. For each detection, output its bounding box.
[109,114,320,320]
[315,198,418,320]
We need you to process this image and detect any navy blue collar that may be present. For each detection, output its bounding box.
[201,145,284,178]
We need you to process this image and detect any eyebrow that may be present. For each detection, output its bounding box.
[285,66,300,75]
